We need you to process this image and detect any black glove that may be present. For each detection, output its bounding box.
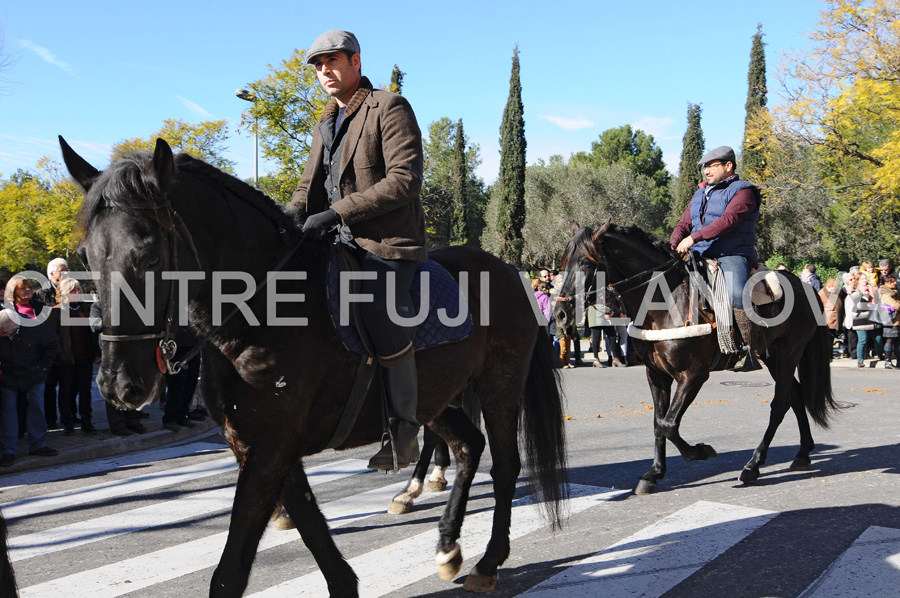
[301,209,340,238]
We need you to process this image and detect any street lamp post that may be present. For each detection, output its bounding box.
[235,88,258,188]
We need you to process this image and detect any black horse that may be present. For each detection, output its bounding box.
[555,222,841,494]
[60,137,568,597]
[0,511,17,598]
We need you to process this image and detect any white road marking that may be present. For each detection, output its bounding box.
[248,483,628,598]
[799,525,900,598]
[18,468,482,598]
[0,441,228,491]
[8,458,370,562]
[519,500,777,597]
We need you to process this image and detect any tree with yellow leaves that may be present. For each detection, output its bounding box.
[750,0,900,261]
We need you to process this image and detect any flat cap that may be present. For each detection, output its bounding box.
[0,309,18,334]
[306,30,360,64]
[698,146,736,167]
[879,258,893,267]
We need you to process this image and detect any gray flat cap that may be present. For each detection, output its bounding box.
[306,30,361,64]
[0,309,18,334]
[698,146,736,167]
[880,258,893,267]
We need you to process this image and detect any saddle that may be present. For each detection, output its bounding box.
[321,243,473,450]
[326,244,474,356]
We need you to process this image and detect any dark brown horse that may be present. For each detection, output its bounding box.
[60,137,568,597]
[555,222,840,494]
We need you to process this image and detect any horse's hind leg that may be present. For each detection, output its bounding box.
[740,355,801,484]
[282,462,358,597]
[389,426,441,514]
[426,437,451,492]
[427,407,485,583]
[789,376,816,470]
[462,397,522,592]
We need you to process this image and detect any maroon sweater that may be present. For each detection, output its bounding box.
[669,185,758,245]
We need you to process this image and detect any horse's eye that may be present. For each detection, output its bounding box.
[143,255,161,270]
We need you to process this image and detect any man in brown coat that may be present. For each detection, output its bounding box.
[288,30,426,471]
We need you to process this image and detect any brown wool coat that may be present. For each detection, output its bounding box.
[288,77,427,263]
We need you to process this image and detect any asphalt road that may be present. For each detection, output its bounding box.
[1,363,897,597]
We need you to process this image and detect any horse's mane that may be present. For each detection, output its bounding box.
[75,150,296,237]
[560,226,600,270]
[613,223,678,261]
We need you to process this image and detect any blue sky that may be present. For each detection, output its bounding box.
[0,0,823,185]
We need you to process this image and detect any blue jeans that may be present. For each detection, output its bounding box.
[1,384,48,454]
[716,255,752,310]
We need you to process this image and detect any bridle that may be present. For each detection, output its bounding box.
[96,200,306,375]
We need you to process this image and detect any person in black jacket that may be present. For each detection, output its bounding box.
[0,308,60,467]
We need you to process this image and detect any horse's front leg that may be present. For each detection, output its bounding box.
[636,367,672,495]
[210,434,293,598]
[281,462,358,597]
[740,353,804,484]
[639,367,717,494]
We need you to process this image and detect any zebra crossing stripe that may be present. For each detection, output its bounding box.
[519,500,776,597]
[0,441,228,491]
[7,458,370,563]
[1,456,239,521]
[17,467,475,598]
[798,526,900,598]
[247,483,628,598]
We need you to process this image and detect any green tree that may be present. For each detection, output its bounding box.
[239,49,329,203]
[389,64,405,94]
[571,124,671,226]
[111,119,235,172]
[672,103,705,226]
[494,45,527,265]
[451,119,469,246]
[421,118,488,248]
[742,23,768,182]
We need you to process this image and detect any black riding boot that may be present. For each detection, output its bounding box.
[732,308,762,372]
[885,346,897,370]
[368,358,421,471]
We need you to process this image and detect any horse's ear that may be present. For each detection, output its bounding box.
[59,136,100,193]
[146,138,176,190]
[571,221,580,233]
[592,218,612,242]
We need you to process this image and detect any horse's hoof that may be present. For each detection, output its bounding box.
[634,479,656,495]
[702,444,719,460]
[462,565,498,593]
[790,458,811,470]
[388,496,414,515]
[271,511,296,531]
[739,467,760,484]
[435,543,463,581]
[425,479,448,492]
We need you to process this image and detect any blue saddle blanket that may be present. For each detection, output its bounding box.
[326,250,473,356]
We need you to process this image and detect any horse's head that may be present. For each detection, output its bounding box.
[553,220,613,331]
[61,136,179,409]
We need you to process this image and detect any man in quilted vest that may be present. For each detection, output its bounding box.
[669,146,762,371]
[289,30,426,470]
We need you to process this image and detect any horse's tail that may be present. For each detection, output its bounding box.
[0,510,18,598]
[798,323,841,428]
[521,330,569,530]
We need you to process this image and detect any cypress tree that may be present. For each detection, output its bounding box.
[496,45,526,265]
[389,64,405,94]
[742,23,767,180]
[451,119,469,246]
[674,103,705,223]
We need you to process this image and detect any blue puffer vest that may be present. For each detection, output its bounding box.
[690,177,759,262]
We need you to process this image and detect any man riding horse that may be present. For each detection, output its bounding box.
[669,146,762,371]
[289,30,426,470]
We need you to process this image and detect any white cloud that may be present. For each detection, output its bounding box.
[176,95,214,118]
[630,115,677,140]
[19,40,73,74]
[538,114,595,131]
